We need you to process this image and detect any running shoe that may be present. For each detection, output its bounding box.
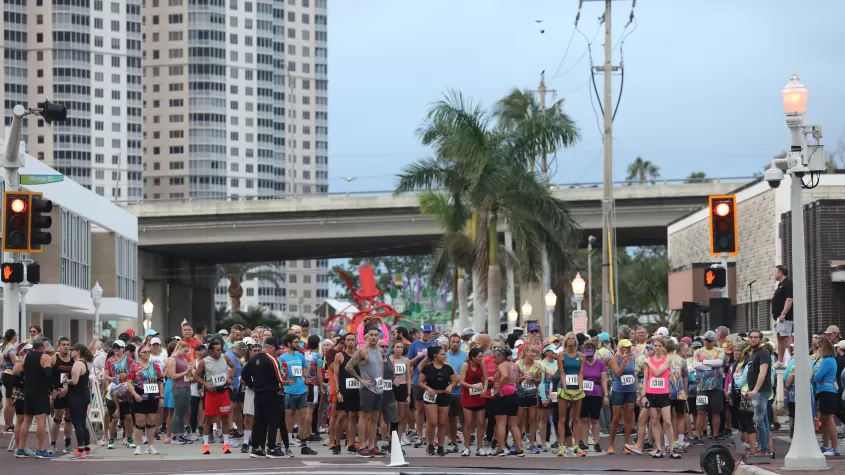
[624,444,642,455]
[222,443,231,454]
[14,449,31,458]
[240,443,249,453]
[107,439,115,449]
[301,445,318,455]
[133,446,142,456]
[578,440,588,451]
[652,451,665,458]
[146,445,160,455]
[201,443,210,455]
[528,444,540,454]
[476,448,486,456]
[35,449,54,459]
[127,438,136,449]
[461,448,471,456]
[574,447,587,457]
[371,448,387,457]
[607,445,615,454]
[822,448,840,457]
[594,443,602,453]
[514,449,526,457]
[670,451,682,459]
[356,447,373,458]
[437,446,446,456]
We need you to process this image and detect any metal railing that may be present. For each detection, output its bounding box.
[117,176,758,206]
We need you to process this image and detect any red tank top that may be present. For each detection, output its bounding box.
[461,363,486,407]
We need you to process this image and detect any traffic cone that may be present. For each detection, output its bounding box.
[387,430,408,467]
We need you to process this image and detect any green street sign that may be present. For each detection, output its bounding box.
[20,174,63,185]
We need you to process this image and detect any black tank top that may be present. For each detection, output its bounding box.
[24,351,50,396]
[337,351,354,391]
[68,363,89,400]
[53,354,73,389]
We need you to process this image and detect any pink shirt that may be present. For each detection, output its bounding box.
[645,355,669,395]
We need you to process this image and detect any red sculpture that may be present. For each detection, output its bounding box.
[322,264,406,334]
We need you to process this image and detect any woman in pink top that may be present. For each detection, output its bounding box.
[641,338,680,459]
[492,348,524,457]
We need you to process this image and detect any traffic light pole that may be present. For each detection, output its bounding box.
[2,105,27,337]
[720,252,729,300]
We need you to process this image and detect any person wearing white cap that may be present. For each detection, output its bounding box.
[822,325,840,343]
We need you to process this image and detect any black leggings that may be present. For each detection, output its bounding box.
[190,395,201,433]
[68,394,90,448]
[278,405,290,449]
[311,399,319,435]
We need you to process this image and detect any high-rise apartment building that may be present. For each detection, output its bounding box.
[2,0,144,201]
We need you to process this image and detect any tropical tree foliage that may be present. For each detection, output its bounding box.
[625,157,661,185]
[396,90,581,333]
[217,305,285,336]
[684,171,712,184]
[218,263,284,313]
[617,247,672,327]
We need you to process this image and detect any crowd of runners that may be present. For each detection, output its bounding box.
[1,316,844,461]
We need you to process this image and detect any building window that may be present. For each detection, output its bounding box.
[115,234,138,301]
[60,209,91,290]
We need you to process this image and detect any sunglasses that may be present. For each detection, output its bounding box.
[29,330,37,334]
[139,351,150,355]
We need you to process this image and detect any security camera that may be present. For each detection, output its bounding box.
[764,166,784,189]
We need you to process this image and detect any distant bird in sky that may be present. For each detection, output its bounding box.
[342,176,357,182]
[535,20,543,23]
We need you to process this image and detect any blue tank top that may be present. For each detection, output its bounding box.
[611,353,637,393]
[225,350,242,391]
[562,352,581,390]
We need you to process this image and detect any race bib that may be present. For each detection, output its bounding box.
[184,375,191,383]
[696,395,708,406]
[417,350,426,357]
[423,391,436,403]
[521,380,536,390]
[381,380,392,390]
[621,375,635,386]
[345,378,360,389]
[210,373,227,386]
[375,377,383,389]
[394,363,406,375]
[469,387,484,396]
[648,378,665,389]
[60,374,69,386]
[143,383,160,394]
[565,374,578,386]
[582,380,595,392]
[290,366,303,377]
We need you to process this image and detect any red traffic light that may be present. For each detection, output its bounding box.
[10,198,26,213]
[714,202,731,217]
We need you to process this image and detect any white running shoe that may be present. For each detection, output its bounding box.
[145,445,159,455]
[133,446,142,456]
[401,435,411,446]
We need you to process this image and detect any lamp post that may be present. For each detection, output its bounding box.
[142,298,154,332]
[572,273,586,311]
[521,301,532,334]
[544,290,557,336]
[507,308,518,333]
[91,281,103,341]
[777,73,827,470]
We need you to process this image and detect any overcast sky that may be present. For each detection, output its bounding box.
[325,0,845,193]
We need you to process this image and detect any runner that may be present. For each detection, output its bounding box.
[303,335,323,442]
[579,342,608,453]
[104,340,135,448]
[11,343,33,458]
[2,329,18,433]
[49,336,74,455]
[127,344,164,455]
[378,340,399,453]
[280,334,318,455]
[389,340,411,445]
[333,332,360,453]
[66,344,93,458]
[458,347,487,456]
[444,334,466,453]
[491,347,523,457]
[537,343,558,452]
[195,339,236,455]
[408,323,436,445]
[241,337,289,458]
[225,341,246,443]
[419,344,458,456]
[19,337,55,458]
[666,340,689,452]
[692,331,725,442]
[516,344,542,454]
[345,324,386,458]
[166,341,194,445]
[556,332,586,457]
[641,338,680,459]
[608,339,636,454]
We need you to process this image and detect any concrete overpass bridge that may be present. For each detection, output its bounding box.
[123,178,754,264]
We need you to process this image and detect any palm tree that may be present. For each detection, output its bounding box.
[625,157,661,185]
[218,263,284,313]
[218,305,285,336]
[494,87,581,178]
[396,90,580,334]
[684,171,712,184]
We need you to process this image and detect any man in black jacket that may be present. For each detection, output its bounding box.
[241,337,289,458]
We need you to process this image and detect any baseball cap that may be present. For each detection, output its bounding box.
[144,329,159,337]
[514,339,524,348]
[543,344,557,353]
[655,327,669,338]
[150,337,162,345]
[264,337,281,349]
[112,340,126,348]
[617,339,633,348]
[437,336,448,346]
[462,327,476,335]
[421,323,433,333]
[583,348,596,357]
[836,340,845,350]
[242,337,257,346]
[290,325,302,332]
[300,319,310,327]
[598,332,610,342]
[703,330,717,341]
[219,329,229,335]
[691,341,703,348]
[681,336,692,345]
[172,336,182,341]
[824,325,839,334]
[231,341,248,352]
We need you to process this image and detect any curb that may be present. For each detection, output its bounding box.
[734,462,781,475]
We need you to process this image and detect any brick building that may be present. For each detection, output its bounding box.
[667,173,845,333]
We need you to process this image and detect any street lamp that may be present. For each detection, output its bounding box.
[521,300,532,320]
[91,281,103,340]
[507,308,518,332]
[779,73,827,470]
[544,290,557,336]
[572,273,586,310]
[143,298,154,332]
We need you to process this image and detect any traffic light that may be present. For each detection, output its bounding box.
[704,267,727,289]
[0,262,24,283]
[709,195,738,255]
[29,192,53,252]
[37,99,67,124]
[3,191,31,252]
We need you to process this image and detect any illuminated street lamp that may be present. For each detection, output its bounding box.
[507,308,518,332]
[521,300,532,319]
[571,273,586,310]
[143,298,154,332]
[544,290,557,335]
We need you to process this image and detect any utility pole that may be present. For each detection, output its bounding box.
[589,0,622,335]
[535,72,555,331]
